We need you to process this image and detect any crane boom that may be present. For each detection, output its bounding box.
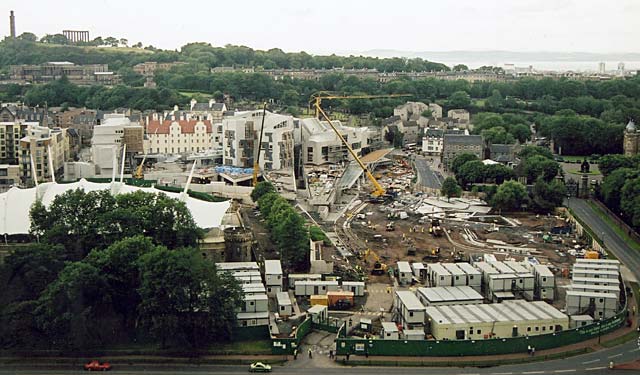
[252,102,268,186]
[310,92,412,117]
[314,102,385,197]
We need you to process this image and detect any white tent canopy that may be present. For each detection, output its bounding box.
[0,179,231,235]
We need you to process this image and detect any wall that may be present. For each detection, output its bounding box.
[270,317,312,355]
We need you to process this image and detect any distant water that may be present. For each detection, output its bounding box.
[444,60,640,73]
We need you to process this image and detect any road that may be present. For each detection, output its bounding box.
[414,157,443,190]
[566,199,640,281]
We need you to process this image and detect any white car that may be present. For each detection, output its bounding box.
[249,362,272,373]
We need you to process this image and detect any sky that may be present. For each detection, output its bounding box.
[2,0,639,55]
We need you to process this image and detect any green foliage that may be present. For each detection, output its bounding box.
[531,178,567,213]
[601,168,638,213]
[30,189,203,260]
[448,90,471,109]
[598,154,638,176]
[491,180,530,211]
[457,160,487,186]
[251,181,276,202]
[451,153,479,175]
[518,146,554,160]
[137,247,242,349]
[441,177,462,201]
[309,226,331,246]
[621,177,640,227]
[517,155,560,184]
[481,126,515,144]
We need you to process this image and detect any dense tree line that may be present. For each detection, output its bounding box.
[598,154,640,229]
[252,182,310,271]
[0,189,241,350]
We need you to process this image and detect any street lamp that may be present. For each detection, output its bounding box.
[597,321,602,344]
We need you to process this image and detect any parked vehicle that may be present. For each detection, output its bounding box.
[249,362,272,372]
[84,360,111,371]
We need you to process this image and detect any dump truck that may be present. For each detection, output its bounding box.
[429,218,443,237]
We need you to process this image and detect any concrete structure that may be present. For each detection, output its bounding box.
[381,321,400,340]
[342,281,365,296]
[308,304,328,324]
[300,117,373,165]
[10,62,120,86]
[441,134,483,171]
[0,164,19,191]
[288,274,322,288]
[394,290,426,330]
[426,300,568,340]
[294,280,339,297]
[397,261,412,285]
[565,290,618,319]
[442,263,467,287]
[145,119,213,155]
[276,291,293,318]
[9,11,15,38]
[19,125,70,184]
[533,264,555,301]
[90,114,144,176]
[62,30,90,43]
[222,110,295,170]
[416,286,484,307]
[411,262,426,281]
[223,227,253,262]
[427,263,453,287]
[264,259,283,295]
[456,262,482,292]
[0,117,32,167]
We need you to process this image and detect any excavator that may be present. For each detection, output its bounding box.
[362,248,388,276]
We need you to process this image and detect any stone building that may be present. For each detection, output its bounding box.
[441,134,483,171]
[623,120,639,156]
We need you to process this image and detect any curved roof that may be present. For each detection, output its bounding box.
[0,179,230,235]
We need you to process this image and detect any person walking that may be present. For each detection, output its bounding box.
[293,349,298,360]
[329,350,334,359]
[308,348,313,359]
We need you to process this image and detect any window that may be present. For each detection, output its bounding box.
[409,311,414,317]
[542,326,546,331]
[535,327,539,331]
[527,327,531,332]
[476,329,481,334]
[469,327,473,334]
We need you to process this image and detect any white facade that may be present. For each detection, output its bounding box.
[222,110,295,170]
[442,263,467,287]
[91,114,142,176]
[533,264,555,301]
[276,291,293,317]
[301,117,373,165]
[456,262,482,292]
[342,281,365,296]
[394,290,426,330]
[264,259,283,295]
[565,290,618,319]
[288,273,322,288]
[428,263,453,287]
[397,261,412,285]
[294,280,339,296]
[145,119,213,155]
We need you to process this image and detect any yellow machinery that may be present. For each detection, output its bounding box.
[363,248,388,275]
[309,92,412,118]
[252,103,268,186]
[133,154,147,179]
[313,101,387,197]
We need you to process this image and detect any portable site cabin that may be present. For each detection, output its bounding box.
[533,264,555,301]
[503,261,529,274]
[573,262,620,273]
[308,304,328,324]
[411,262,426,281]
[572,269,619,280]
[404,329,425,340]
[233,270,263,284]
[427,263,453,287]
[360,318,372,332]
[474,262,500,286]
[264,259,283,295]
[327,291,355,308]
[490,261,516,274]
[416,286,483,307]
[425,300,568,340]
[394,290,426,330]
[381,321,400,340]
[242,283,267,295]
[570,283,620,296]
[239,293,269,313]
[569,314,594,328]
[288,273,322,288]
[294,280,339,296]
[565,290,618,319]
[276,291,293,318]
[456,262,482,292]
[342,281,365,296]
[310,294,328,306]
[575,258,620,269]
[442,263,467,287]
[487,273,534,301]
[572,277,619,287]
[237,311,269,327]
[217,262,260,272]
[397,261,413,285]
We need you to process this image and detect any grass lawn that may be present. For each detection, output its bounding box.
[561,155,590,162]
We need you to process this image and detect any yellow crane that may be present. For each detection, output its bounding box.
[309,92,413,118]
[313,100,387,197]
[252,103,268,186]
[362,248,388,275]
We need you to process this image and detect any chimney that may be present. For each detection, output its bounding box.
[190,98,197,111]
[9,11,15,38]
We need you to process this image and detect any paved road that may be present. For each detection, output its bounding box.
[414,157,443,190]
[566,198,640,281]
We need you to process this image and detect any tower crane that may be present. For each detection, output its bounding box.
[309,92,412,118]
[252,102,268,186]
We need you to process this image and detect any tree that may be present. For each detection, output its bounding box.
[17,32,37,42]
[483,164,516,184]
[453,64,469,71]
[510,124,532,144]
[621,177,640,228]
[137,247,242,348]
[119,38,128,47]
[104,37,118,47]
[518,155,560,183]
[40,34,69,44]
[598,154,636,176]
[451,153,479,175]
[448,91,471,109]
[531,178,567,213]
[518,146,554,160]
[457,160,486,186]
[441,177,461,201]
[251,181,276,202]
[491,180,529,212]
[421,109,433,118]
[481,126,516,144]
[601,168,637,212]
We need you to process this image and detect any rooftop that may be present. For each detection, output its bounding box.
[264,259,283,274]
[396,290,425,311]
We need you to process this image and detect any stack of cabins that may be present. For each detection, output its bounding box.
[218,262,270,327]
[566,258,621,319]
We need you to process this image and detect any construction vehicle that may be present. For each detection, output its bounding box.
[429,218,443,237]
[423,247,441,262]
[386,222,395,231]
[309,92,412,118]
[133,153,147,179]
[362,248,388,276]
[252,103,268,186]
[584,250,600,259]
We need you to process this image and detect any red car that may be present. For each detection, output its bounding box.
[84,360,112,371]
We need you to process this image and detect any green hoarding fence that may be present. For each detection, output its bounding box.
[336,309,626,356]
[271,317,312,355]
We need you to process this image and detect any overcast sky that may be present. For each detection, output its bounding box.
[2,0,638,55]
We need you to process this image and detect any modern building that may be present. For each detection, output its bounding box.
[10,62,120,86]
[425,300,568,340]
[394,290,426,330]
[441,134,483,170]
[222,110,295,170]
[416,286,483,307]
[91,114,144,176]
[19,125,70,184]
[300,117,373,165]
[264,259,283,296]
[0,164,19,191]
